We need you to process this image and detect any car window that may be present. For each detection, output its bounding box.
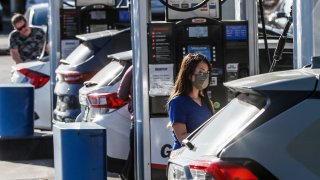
[185,93,266,156]
[32,9,48,26]
[32,8,48,26]
[90,60,129,87]
[64,42,94,65]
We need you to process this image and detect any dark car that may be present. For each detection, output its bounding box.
[168,59,320,179]
[53,28,131,122]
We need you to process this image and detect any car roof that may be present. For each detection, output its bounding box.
[27,1,75,10]
[224,68,320,94]
[27,3,48,9]
[75,28,130,41]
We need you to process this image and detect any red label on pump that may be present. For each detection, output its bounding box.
[192,18,207,24]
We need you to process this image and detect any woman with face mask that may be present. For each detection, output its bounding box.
[168,53,214,150]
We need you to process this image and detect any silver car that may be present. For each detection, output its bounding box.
[167,58,320,179]
[76,50,132,173]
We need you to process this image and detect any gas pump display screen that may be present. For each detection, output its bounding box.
[187,45,212,61]
[226,25,248,41]
[188,26,208,38]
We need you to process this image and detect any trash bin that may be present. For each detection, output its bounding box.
[53,122,106,180]
[0,84,34,137]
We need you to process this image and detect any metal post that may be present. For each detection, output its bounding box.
[314,0,320,56]
[222,0,235,20]
[224,0,248,20]
[246,0,259,75]
[293,0,314,68]
[234,0,247,20]
[131,0,151,179]
[48,0,61,125]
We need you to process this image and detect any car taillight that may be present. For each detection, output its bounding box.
[18,68,49,89]
[56,70,95,84]
[87,92,127,109]
[189,160,258,180]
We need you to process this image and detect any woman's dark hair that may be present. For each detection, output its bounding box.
[167,53,214,113]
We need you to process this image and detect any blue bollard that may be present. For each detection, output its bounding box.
[0,84,34,137]
[53,122,106,180]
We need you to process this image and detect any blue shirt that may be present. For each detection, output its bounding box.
[169,95,213,150]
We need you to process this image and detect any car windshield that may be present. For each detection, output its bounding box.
[90,61,127,87]
[183,93,266,156]
[64,42,94,65]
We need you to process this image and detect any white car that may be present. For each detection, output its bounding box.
[25,0,48,9]
[24,3,48,32]
[11,3,52,129]
[10,2,75,130]
[11,57,51,129]
[24,1,75,32]
[76,50,132,173]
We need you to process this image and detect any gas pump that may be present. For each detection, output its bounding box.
[143,0,250,179]
[59,0,130,59]
[75,0,130,34]
[147,10,249,113]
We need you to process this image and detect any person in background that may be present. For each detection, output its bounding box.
[167,53,214,150]
[8,13,46,64]
[117,65,134,180]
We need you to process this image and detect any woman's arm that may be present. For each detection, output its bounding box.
[172,122,189,144]
[118,66,133,101]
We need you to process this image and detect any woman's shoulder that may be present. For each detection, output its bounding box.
[170,95,189,104]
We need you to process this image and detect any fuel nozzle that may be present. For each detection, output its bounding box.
[269,5,293,72]
[289,5,293,23]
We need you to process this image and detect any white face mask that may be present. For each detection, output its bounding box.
[192,72,209,90]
